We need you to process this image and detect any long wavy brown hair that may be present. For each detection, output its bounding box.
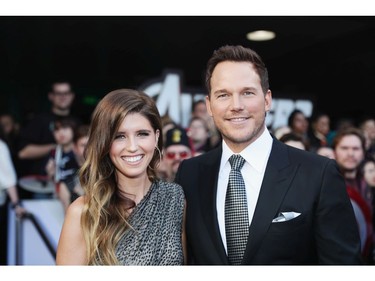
[79,89,163,265]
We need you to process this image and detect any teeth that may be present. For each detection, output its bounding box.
[231,118,246,121]
[123,155,142,163]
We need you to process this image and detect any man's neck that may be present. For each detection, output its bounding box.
[52,107,70,116]
[343,169,357,180]
[61,143,74,153]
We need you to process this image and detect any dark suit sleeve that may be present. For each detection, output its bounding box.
[315,159,363,264]
[174,160,195,264]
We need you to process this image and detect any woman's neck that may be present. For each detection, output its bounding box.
[117,175,152,205]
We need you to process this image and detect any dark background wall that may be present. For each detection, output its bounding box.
[1,16,375,127]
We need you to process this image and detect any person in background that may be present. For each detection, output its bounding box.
[0,112,21,171]
[54,123,89,212]
[45,116,79,201]
[175,44,362,265]
[187,116,212,155]
[307,112,331,152]
[360,157,375,209]
[155,114,177,181]
[332,127,372,212]
[326,117,355,147]
[358,116,375,159]
[0,124,27,265]
[332,127,373,263]
[287,109,310,148]
[316,146,335,160]
[160,114,177,143]
[192,99,221,149]
[359,156,375,263]
[56,89,186,265]
[192,99,208,119]
[272,125,291,140]
[279,132,307,150]
[0,113,20,136]
[17,80,79,179]
[163,126,194,182]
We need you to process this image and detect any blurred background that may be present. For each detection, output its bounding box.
[1,16,375,127]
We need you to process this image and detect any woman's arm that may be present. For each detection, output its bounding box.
[56,196,87,265]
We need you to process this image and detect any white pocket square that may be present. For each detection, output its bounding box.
[272,212,301,223]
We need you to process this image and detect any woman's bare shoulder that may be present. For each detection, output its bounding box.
[65,196,86,219]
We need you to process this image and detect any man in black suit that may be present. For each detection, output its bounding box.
[175,45,362,265]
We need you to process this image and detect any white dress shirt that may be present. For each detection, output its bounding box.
[216,126,273,252]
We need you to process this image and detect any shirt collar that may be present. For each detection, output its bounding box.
[221,126,273,173]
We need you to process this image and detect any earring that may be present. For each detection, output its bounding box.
[148,146,162,173]
[155,146,162,163]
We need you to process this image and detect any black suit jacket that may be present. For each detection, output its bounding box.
[175,138,363,265]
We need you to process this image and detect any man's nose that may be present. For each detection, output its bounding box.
[231,94,244,110]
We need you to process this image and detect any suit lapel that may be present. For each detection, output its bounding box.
[198,146,229,264]
[243,140,299,263]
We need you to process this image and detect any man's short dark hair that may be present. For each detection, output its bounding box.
[205,45,269,95]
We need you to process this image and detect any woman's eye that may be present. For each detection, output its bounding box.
[138,132,150,137]
[115,134,125,139]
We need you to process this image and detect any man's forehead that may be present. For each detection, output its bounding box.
[53,83,71,91]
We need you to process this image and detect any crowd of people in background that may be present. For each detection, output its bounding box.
[276,109,375,264]
[1,76,375,265]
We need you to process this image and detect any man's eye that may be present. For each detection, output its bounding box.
[217,93,228,98]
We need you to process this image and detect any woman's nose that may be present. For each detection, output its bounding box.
[126,137,138,152]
